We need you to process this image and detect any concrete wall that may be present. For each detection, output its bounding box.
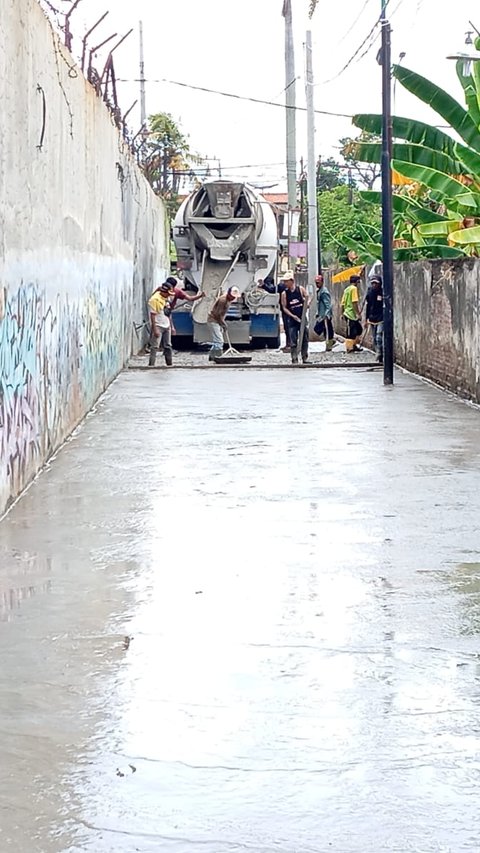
[0,0,169,515]
[393,259,480,401]
[329,259,480,402]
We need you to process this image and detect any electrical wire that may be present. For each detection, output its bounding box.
[320,12,382,84]
[116,76,354,119]
[389,0,407,19]
[337,0,377,46]
[318,0,408,90]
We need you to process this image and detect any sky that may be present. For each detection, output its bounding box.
[55,0,480,191]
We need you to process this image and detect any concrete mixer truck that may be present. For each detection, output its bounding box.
[171,180,281,348]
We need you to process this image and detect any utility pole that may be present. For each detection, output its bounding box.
[282,0,297,211]
[315,156,323,273]
[299,156,306,241]
[305,30,319,286]
[139,21,147,154]
[380,0,394,385]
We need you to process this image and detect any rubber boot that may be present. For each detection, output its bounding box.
[148,345,158,367]
[209,348,223,362]
[164,347,173,366]
[325,338,336,352]
[291,348,299,364]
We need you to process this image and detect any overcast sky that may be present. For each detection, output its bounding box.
[69,0,479,190]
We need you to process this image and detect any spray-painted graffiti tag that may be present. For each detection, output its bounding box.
[0,271,132,515]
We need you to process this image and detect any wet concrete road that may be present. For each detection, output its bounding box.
[2,368,480,852]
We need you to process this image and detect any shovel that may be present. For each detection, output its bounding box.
[213,324,252,365]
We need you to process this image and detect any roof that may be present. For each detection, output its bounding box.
[262,192,288,206]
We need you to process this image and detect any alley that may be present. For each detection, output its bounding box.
[1,366,480,852]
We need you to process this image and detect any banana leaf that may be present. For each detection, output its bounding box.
[359,190,458,224]
[355,141,463,175]
[456,61,480,128]
[448,225,480,245]
[393,245,466,260]
[453,144,480,179]
[473,46,480,115]
[416,221,467,238]
[411,229,426,247]
[393,65,480,153]
[342,236,380,264]
[354,113,480,176]
[353,114,458,156]
[391,160,480,210]
[440,192,480,216]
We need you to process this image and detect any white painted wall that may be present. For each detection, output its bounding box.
[0,0,169,515]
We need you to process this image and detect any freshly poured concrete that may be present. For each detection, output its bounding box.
[1,368,480,852]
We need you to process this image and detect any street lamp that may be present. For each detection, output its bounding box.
[447,31,480,76]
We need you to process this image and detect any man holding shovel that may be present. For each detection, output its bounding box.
[207,286,240,361]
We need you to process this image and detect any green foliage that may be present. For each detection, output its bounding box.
[352,49,480,257]
[340,131,381,190]
[318,185,381,265]
[393,64,480,152]
[316,157,348,192]
[143,112,205,217]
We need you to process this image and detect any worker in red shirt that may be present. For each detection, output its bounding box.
[164,276,204,334]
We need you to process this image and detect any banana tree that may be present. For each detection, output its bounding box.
[351,45,480,256]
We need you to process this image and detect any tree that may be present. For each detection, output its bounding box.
[308,0,318,17]
[316,157,348,192]
[340,131,381,190]
[352,44,480,258]
[318,185,381,266]
[142,112,205,216]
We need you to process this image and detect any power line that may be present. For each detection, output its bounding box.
[116,76,354,119]
[337,0,376,45]
[321,12,382,84]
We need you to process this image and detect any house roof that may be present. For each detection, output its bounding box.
[262,192,288,206]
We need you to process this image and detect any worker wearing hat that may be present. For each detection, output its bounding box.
[147,280,174,367]
[207,286,241,361]
[280,271,311,364]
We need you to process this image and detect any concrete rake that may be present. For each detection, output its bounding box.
[214,325,252,365]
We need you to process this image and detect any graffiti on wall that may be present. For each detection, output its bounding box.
[0,274,131,514]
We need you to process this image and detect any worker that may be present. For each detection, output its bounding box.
[314,273,337,352]
[280,272,310,364]
[365,274,384,363]
[257,274,292,351]
[341,274,363,353]
[165,276,204,313]
[207,286,241,360]
[147,281,174,367]
[164,275,205,335]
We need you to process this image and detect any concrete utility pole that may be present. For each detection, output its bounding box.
[282,0,297,211]
[305,30,319,287]
[139,21,147,141]
[380,0,394,385]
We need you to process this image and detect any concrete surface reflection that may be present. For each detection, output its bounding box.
[1,369,480,851]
